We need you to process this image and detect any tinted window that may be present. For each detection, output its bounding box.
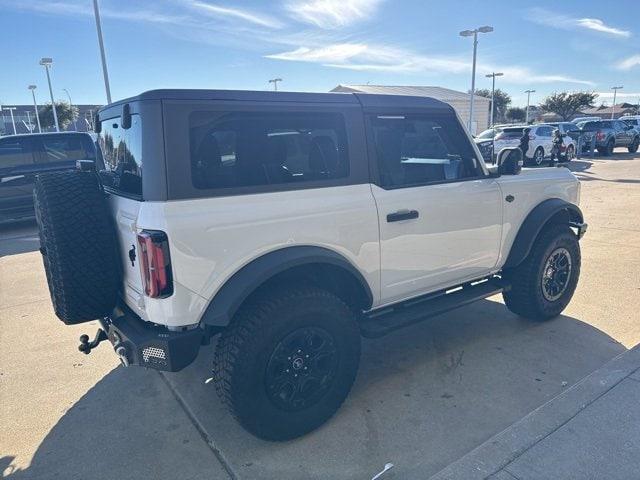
[502,127,524,137]
[622,119,639,126]
[40,135,95,163]
[98,114,143,197]
[189,112,349,190]
[369,114,481,188]
[0,138,33,169]
[577,121,602,131]
[537,126,553,136]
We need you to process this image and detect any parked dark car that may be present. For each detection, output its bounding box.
[0,132,98,222]
[473,127,497,163]
[575,119,640,156]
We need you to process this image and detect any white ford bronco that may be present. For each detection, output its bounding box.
[34,89,587,440]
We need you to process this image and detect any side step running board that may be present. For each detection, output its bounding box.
[360,278,509,338]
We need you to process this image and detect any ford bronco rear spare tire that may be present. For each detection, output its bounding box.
[502,224,580,321]
[35,171,120,324]
[213,285,361,441]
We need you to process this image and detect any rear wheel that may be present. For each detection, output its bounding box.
[599,139,614,156]
[503,224,580,321]
[532,147,545,166]
[629,137,639,153]
[213,285,361,441]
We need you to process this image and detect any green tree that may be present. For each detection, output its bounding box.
[38,101,79,130]
[539,91,598,121]
[505,107,526,123]
[474,88,512,123]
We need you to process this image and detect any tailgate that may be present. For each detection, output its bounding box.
[107,193,146,316]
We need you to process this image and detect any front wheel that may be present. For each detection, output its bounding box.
[213,285,361,441]
[503,225,581,321]
[629,137,639,153]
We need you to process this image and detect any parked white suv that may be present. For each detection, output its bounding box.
[33,90,587,441]
[495,124,576,165]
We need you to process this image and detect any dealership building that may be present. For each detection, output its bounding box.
[331,84,491,134]
[0,104,101,135]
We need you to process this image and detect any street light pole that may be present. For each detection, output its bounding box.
[485,72,503,127]
[460,26,493,134]
[28,85,42,133]
[93,0,112,104]
[524,89,536,124]
[40,58,60,132]
[63,88,78,131]
[5,107,17,135]
[611,86,623,119]
[268,78,282,91]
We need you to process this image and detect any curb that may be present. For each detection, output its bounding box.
[429,344,640,480]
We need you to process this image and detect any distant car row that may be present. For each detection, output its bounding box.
[475,115,640,165]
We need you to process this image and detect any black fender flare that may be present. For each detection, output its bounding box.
[200,246,373,327]
[503,198,583,269]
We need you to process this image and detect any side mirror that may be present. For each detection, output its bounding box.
[497,147,523,175]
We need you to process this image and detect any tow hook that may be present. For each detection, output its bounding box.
[78,329,108,354]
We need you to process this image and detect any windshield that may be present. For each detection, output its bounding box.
[577,121,601,131]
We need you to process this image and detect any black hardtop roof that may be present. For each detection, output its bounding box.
[101,88,454,112]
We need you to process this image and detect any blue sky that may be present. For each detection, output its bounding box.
[0,0,638,107]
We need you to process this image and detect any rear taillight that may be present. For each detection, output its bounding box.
[596,130,605,141]
[137,230,173,298]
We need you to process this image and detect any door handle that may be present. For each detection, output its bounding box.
[387,209,419,223]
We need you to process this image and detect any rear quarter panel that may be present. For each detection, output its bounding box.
[495,167,580,268]
[136,184,381,324]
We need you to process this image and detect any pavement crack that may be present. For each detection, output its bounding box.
[158,371,239,480]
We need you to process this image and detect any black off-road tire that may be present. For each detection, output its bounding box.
[503,224,580,321]
[35,171,120,324]
[213,285,361,441]
[532,147,545,166]
[628,137,639,153]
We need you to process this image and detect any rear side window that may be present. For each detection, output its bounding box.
[0,138,33,169]
[98,114,143,197]
[537,126,552,136]
[369,114,482,188]
[40,135,95,163]
[189,112,349,190]
[502,128,524,137]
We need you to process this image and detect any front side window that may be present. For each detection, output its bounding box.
[189,112,349,190]
[369,114,482,189]
[98,114,142,197]
[0,138,33,169]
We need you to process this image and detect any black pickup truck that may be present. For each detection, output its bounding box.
[0,132,98,222]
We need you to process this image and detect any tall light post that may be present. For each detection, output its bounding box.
[62,88,78,131]
[39,58,60,132]
[268,78,282,91]
[524,89,536,124]
[93,0,112,104]
[460,25,494,134]
[611,86,623,119]
[485,72,503,127]
[5,107,17,135]
[28,85,42,133]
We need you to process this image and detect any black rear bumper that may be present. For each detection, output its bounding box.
[99,309,203,372]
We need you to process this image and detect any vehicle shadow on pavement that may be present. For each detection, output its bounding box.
[4,298,623,480]
[0,220,39,257]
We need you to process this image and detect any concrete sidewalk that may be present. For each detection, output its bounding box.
[430,345,640,480]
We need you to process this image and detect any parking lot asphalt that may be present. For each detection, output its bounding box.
[1,149,639,480]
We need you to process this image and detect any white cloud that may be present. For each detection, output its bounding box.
[575,18,631,37]
[286,0,383,28]
[616,54,640,70]
[527,8,630,38]
[188,1,283,29]
[266,42,595,86]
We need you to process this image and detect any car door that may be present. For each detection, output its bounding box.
[0,136,37,218]
[536,126,553,156]
[614,121,631,146]
[366,112,503,305]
